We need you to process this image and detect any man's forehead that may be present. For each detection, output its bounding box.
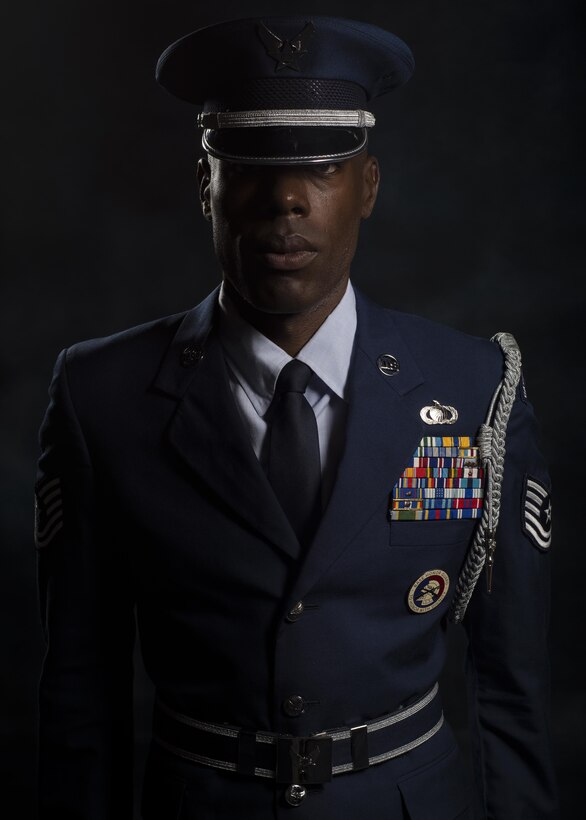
[156,16,413,166]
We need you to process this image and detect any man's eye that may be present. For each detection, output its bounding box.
[316,162,341,176]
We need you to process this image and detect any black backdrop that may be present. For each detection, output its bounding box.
[1,1,583,816]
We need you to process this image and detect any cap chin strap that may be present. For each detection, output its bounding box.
[198,109,376,129]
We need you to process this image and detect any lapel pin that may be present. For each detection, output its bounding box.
[420,400,458,425]
[377,353,400,376]
[181,345,204,367]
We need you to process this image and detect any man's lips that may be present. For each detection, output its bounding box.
[252,235,318,271]
[258,250,318,270]
[256,234,317,253]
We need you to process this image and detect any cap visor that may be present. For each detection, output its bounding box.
[202,126,367,165]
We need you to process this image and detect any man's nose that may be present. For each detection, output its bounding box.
[259,169,310,217]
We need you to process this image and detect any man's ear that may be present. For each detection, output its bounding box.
[197,156,213,222]
[361,155,380,219]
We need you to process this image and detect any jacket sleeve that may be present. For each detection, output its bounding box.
[36,349,136,819]
[463,389,558,819]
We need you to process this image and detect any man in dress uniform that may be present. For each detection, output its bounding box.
[35,16,558,820]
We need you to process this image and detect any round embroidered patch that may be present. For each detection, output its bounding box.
[407,570,450,614]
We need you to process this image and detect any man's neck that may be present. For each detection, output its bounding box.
[221,279,349,357]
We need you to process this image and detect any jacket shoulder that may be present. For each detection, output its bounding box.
[385,307,507,384]
[389,308,501,356]
[67,310,186,362]
[356,289,505,364]
[61,311,189,402]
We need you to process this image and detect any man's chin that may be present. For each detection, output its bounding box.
[228,275,319,317]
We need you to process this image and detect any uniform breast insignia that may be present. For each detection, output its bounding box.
[420,400,458,425]
[390,436,484,520]
[34,476,63,548]
[407,570,450,613]
[522,475,552,551]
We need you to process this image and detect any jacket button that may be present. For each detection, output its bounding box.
[286,601,305,623]
[285,784,307,806]
[282,695,305,717]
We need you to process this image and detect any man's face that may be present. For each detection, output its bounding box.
[197,152,379,316]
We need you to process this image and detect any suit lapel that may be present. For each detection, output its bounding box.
[285,292,428,609]
[153,289,300,560]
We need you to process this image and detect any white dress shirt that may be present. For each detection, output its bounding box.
[218,282,357,508]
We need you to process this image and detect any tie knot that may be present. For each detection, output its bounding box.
[275,359,313,395]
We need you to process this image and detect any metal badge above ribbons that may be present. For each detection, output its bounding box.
[420,400,458,425]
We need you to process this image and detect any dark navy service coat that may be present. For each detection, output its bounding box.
[36,289,557,819]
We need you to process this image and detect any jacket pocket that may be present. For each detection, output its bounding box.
[397,745,471,820]
[390,518,476,547]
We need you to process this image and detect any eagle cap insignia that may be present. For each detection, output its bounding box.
[257,21,316,71]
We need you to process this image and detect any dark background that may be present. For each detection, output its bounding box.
[1,0,583,816]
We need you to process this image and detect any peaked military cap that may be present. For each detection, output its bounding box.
[156,16,414,164]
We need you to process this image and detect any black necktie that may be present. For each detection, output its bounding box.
[267,360,322,547]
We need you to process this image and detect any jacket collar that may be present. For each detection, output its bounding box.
[217,282,357,418]
[153,287,219,399]
[153,287,427,576]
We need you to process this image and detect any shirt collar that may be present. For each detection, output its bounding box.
[218,282,357,418]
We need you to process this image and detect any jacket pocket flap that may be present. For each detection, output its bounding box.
[397,746,470,819]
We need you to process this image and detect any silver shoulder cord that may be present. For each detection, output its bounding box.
[448,332,523,625]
